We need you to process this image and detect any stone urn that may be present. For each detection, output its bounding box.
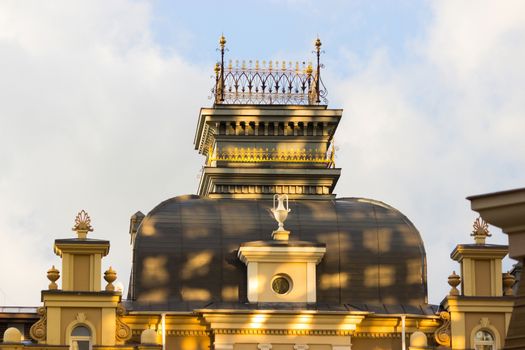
[104,267,117,291]
[448,271,461,296]
[502,272,515,296]
[47,265,60,290]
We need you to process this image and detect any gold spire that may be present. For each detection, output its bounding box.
[306,62,313,75]
[315,37,322,51]
[72,210,93,239]
[219,34,226,49]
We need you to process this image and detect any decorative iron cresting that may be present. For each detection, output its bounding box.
[213,35,327,105]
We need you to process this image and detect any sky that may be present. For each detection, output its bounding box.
[0,0,524,306]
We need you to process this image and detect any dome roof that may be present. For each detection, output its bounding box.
[129,196,427,310]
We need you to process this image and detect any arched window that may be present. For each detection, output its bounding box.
[70,325,91,350]
[473,329,495,350]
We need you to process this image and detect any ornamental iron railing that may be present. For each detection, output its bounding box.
[212,36,327,105]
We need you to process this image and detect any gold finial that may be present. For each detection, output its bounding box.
[104,266,117,291]
[47,265,60,290]
[219,34,226,49]
[306,62,313,75]
[214,62,220,75]
[315,37,322,51]
[471,216,491,244]
[72,210,93,239]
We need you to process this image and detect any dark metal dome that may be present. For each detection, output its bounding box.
[129,196,428,311]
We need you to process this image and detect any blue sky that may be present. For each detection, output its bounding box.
[149,0,431,71]
[0,0,524,306]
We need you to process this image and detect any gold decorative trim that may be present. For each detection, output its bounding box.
[116,304,132,342]
[434,311,451,347]
[214,329,352,336]
[352,332,403,338]
[213,184,331,196]
[29,307,47,342]
[167,330,209,336]
[208,147,334,167]
[131,329,209,337]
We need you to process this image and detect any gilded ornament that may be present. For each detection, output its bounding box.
[72,210,93,239]
[314,37,322,51]
[209,147,334,167]
[219,34,226,48]
[471,216,491,244]
[212,38,327,105]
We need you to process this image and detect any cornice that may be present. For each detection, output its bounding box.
[237,245,326,264]
[450,244,508,261]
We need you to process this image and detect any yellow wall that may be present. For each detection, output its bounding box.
[465,313,505,349]
[167,335,210,350]
[474,260,491,296]
[60,308,101,344]
[351,338,402,350]
[234,345,331,350]
[73,255,91,291]
[258,262,306,302]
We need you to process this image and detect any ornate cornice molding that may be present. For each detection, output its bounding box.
[214,328,353,336]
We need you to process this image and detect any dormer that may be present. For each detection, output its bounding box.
[237,195,326,303]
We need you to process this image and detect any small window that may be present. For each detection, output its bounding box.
[271,274,293,295]
[71,326,91,350]
[474,330,495,350]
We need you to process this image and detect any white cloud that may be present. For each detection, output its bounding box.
[331,0,525,302]
[0,0,210,305]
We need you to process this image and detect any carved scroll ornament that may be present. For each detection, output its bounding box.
[29,307,47,342]
[434,311,451,347]
[116,303,132,342]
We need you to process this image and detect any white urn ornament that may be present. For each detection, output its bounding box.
[271,194,291,240]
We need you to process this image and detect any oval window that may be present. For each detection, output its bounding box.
[272,274,292,295]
